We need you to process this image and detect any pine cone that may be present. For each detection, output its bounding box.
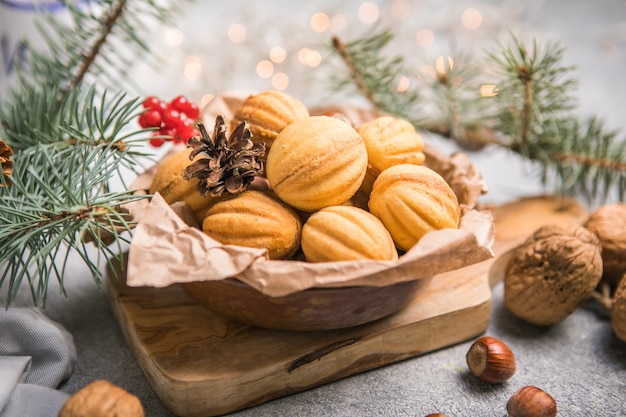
[0,139,13,187]
[184,116,265,197]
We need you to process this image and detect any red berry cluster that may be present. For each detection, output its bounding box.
[138,95,201,147]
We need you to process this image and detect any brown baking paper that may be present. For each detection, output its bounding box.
[126,92,494,297]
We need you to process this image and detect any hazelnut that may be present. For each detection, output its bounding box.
[584,203,626,286]
[466,336,516,383]
[506,386,557,417]
[503,223,603,326]
[611,275,626,342]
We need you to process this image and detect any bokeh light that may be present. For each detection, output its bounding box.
[311,12,330,32]
[480,84,498,97]
[397,76,410,92]
[358,2,379,24]
[391,0,411,20]
[330,13,347,31]
[256,60,274,78]
[435,55,455,74]
[416,29,435,48]
[270,46,286,64]
[164,28,183,47]
[272,72,289,90]
[184,55,202,80]
[227,23,247,43]
[462,8,483,30]
[298,48,322,67]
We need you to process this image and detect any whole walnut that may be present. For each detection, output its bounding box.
[584,203,626,286]
[504,223,603,326]
[58,380,144,417]
[612,275,626,342]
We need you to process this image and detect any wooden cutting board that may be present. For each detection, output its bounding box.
[106,196,588,417]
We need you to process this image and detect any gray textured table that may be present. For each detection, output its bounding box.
[2,1,626,416]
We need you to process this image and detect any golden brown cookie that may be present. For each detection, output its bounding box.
[301,205,398,262]
[229,90,309,154]
[201,190,302,260]
[368,164,460,251]
[266,115,368,212]
[149,148,218,222]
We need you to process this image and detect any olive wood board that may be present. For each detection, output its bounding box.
[106,195,588,417]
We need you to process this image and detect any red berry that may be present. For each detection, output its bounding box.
[153,100,168,115]
[170,95,189,112]
[143,96,161,109]
[184,102,200,120]
[148,137,165,147]
[138,109,162,128]
[162,109,182,130]
[160,127,177,140]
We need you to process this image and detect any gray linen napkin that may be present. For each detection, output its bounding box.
[0,308,76,417]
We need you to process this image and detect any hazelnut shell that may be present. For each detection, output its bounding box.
[466,336,516,383]
[506,385,557,417]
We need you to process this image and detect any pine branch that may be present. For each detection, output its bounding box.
[0,0,185,306]
[327,30,626,204]
[0,142,144,307]
[329,30,421,123]
[330,30,500,150]
[62,0,128,103]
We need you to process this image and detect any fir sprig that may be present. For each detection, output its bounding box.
[328,30,626,204]
[0,142,144,306]
[330,31,421,123]
[0,0,184,306]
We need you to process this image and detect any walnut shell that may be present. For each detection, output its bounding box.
[584,203,626,286]
[229,90,309,154]
[357,115,425,196]
[266,115,368,212]
[58,380,144,417]
[368,164,461,252]
[611,275,626,342]
[301,205,398,262]
[149,148,218,222]
[201,190,302,260]
[504,223,603,326]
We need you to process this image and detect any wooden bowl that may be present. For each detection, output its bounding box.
[181,277,430,331]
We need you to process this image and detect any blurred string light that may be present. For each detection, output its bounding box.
[435,55,454,74]
[330,13,347,31]
[416,29,435,48]
[256,60,274,78]
[397,75,410,92]
[228,23,247,43]
[270,46,286,63]
[184,54,202,80]
[272,72,289,90]
[359,2,379,24]
[462,8,483,30]
[165,28,183,47]
[480,84,498,97]
[155,1,561,105]
[390,0,411,20]
[311,12,330,32]
[298,48,322,67]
